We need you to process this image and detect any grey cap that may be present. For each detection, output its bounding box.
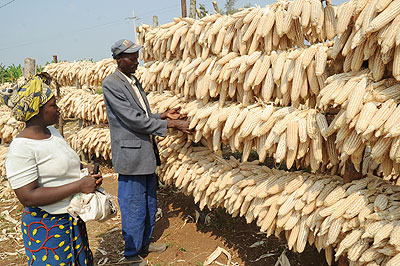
[111,39,142,57]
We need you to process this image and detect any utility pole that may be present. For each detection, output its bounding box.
[189,0,196,18]
[181,0,187,17]
[132,9,138,43]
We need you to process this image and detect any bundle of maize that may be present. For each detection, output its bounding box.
[156,132,400,266]
[0,108,24,144]
[136,41,334,107]
[137,0,338,64]
[58,87,108,124]
[328,0,400,81]
[67,125,111,160]
[149,92,334,173]
[43,59,116,88]
[147,89,400,178]
[0,145,8,177]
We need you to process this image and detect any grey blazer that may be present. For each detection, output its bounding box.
[102,70,167,175]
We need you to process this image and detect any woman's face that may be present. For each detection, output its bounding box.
[40,96,60,125]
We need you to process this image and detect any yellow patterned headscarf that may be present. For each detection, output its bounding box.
[0,73,54,122]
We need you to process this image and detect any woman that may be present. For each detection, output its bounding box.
[2,73,102,266]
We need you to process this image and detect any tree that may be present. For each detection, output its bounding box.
[224,0,238,15]
[198,3,209,18]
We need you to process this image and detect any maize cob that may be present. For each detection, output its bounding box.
[355,102,377,134]
[345,77,367,123]
[373,222,394,246]
[367,0,400,33]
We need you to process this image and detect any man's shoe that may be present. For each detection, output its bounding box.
[141,242,167,255]
[124,255,148,266]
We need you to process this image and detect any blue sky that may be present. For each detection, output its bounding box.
[0,0,345,67]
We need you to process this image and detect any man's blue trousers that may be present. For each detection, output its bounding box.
[118,173,157,258]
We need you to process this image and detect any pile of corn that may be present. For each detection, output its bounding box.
[0,107,24,144]
[135,39,334,107]
[43,59,116,88]
[146,91,400,182]
[138,0,338,62]
[330,0,400,80]
[66,125,111,160]
[157,132,400,266]
[58,88,108,124]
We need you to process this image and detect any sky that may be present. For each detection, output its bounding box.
[0,0,345,67]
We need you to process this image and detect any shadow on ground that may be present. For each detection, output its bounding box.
[156,186,334,266]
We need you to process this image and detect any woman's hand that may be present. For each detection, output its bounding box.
[81,164,94,175]
[79,174,103,194]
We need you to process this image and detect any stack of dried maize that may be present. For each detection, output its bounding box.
[43,58,116,88]
[58,87,108,124]
[67,125,111,160]
[147,90,400,180]
[157,132,400,266]
[0,107,24,144]
[317,70,400,178]
[137,0,338,62]
[328,0,400,81]
[135,41,334,107]
[148,91,336,173]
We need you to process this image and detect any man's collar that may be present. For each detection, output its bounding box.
[117,69,136,85]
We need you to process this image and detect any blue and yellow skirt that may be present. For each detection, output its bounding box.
[21,207,93,266]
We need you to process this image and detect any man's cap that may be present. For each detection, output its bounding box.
[111,39,142,57]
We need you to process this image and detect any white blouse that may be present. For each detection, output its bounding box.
[5,126,81,214]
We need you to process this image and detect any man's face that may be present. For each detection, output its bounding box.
[117,52,139,75]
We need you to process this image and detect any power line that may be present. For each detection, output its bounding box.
[0,18,130,52]
[0,0,16,9]
[137,4,180,19]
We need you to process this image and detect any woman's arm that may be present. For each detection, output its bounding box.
[14,174,102,207]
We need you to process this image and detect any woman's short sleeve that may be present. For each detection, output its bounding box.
[5,141,38,189]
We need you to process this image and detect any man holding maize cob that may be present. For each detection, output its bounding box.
[102,39,190,266]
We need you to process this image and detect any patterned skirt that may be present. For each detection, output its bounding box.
[21,207,93,266]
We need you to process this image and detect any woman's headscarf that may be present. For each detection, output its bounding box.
[0,72,54,122]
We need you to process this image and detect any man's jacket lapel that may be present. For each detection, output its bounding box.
[114,70,146,113]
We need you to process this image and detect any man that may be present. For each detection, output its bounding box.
[102,39,190,266]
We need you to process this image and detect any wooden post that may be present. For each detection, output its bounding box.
[75,77,81,90]
[189,0,196,18]
[181,0,187,17]
[212,1,219,13]
[23,58,36,78]
[153,16,158,27]
[52,55,64,136]
[337,160,363,266]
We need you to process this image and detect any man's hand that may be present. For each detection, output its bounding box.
[161,107,185,120]
[167,120,191,134]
